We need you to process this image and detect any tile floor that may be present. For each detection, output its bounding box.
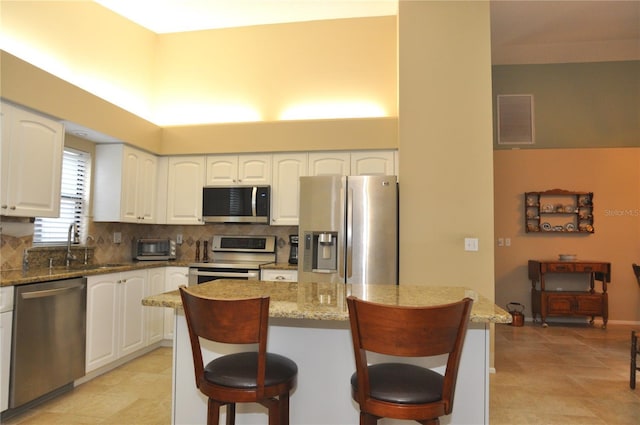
[3,322,640,424]
[2,347,173,425]
[491,321,640,425]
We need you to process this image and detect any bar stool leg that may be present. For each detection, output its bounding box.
[631,330,637,390]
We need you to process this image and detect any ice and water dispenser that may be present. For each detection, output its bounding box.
[302,231,338,273]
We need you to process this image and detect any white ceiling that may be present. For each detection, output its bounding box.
[94,0,640,47]
[94,0,398,33]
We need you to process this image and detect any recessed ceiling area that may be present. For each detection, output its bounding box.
[94,0,398,33]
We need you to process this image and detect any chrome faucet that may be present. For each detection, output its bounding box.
[66,223,78,268]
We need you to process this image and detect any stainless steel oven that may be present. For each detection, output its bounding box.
[188,235,276,286]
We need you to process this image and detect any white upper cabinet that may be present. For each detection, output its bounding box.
[206,154,271,186]
[308,152,351,176]
[93,144,157,223]
[1,102,64,218]
[351,150,396,176]
[271,153,307,226]
[166,156,205,225]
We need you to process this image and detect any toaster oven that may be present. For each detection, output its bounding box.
[133,238,176,261]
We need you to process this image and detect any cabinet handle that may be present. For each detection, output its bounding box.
[10,206,16,210]
[1,205,7,209]
[275,275,286,280]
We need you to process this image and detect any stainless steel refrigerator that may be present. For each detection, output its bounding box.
[298,175,398,285]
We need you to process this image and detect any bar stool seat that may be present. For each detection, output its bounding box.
[205,352,297,389]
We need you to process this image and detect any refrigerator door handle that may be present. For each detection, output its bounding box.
[346,187,353,279]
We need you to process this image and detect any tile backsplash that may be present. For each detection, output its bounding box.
[1,220,298,271]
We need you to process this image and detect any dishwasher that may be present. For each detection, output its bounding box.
[10,278,86,409]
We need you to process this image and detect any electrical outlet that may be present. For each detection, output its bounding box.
[464,238,479,252]
[505,238,511,247]
[177,234,183,245]
[497,238,504,247]
[113,232,122,244]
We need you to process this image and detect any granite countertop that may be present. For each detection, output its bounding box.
[143,279,511,324]
[261,263,297,271]
[0,261,191,287]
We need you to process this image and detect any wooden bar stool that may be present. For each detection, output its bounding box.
[631,264,640,389]
[346,296,473,425]
[179,286,298,425]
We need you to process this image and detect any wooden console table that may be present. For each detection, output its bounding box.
[528,260,611,328]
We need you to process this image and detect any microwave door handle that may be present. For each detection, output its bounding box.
[251,186,257,217]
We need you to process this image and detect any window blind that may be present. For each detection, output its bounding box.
[34,148,91,245]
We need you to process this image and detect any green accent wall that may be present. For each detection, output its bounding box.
[492,61,640,149]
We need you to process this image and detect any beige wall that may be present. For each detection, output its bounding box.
[398,2,495,299]
[156,17,397,125]
[0,52,162,153]
[1,1,157,121]
[493,148,640,322]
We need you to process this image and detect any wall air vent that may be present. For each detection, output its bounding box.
[497,94,534,145]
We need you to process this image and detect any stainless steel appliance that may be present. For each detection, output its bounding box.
[288,235,299,265]
[202,186,270,223]
[133,238,176,261]
[10,278,86,409]
[188,235,276,285]
[298,175,398,285]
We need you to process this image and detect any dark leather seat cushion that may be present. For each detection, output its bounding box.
[204,351,298,389]
[351,363,444,404]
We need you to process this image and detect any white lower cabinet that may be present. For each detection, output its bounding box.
[85,270,147,373]
[146,268,165,345]
[164,267,189,340]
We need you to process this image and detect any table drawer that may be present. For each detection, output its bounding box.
[545,263,575,273]
[574,263,607,273]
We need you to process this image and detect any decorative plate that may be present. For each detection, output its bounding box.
[541,222,552,231]
[565,223,575,231]
[542,204,554,213]
[564,205,575,213]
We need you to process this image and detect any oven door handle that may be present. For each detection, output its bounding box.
[190,270,259,279]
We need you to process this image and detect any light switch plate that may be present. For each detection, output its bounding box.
[113,232,122,244]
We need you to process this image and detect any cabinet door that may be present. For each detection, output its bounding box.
[120,147,141,222]
[545,294,574,315]
[575,295,603,315]
[0,103,63,217]
[137,152,157,222]
[146,268,165,345]
[308,152,350,176]
[206,155,238,185]
[1,310,12,412]
[164,267,189,340]
[119,270,147,357]
[86,274,119,372]
[166,156,205,224]
[238,154,271,185]
[351,150,395,176]
[271,153,307,226]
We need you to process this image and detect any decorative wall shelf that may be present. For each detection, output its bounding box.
[525,189,594,234]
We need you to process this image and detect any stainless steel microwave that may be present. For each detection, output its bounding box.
[202,186,270,224]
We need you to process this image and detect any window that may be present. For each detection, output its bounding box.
[34,148,91,245]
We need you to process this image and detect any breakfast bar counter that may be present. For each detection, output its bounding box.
[143,280,510,425]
